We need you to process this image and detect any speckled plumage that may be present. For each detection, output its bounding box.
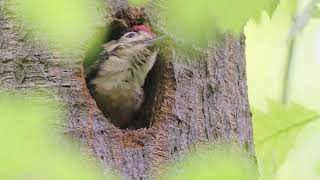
[87,29,159,128]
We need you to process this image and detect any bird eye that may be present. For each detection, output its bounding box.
[125,32,136,38]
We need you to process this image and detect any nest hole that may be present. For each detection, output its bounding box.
[84,7,161,130]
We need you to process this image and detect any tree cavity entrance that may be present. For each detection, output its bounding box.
[83,7,160,130]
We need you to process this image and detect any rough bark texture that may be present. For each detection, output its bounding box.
[0,1,253,180]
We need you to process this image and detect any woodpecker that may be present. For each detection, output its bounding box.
[86,25,163,128]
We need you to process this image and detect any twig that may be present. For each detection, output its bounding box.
[282,38,296,105]
[282,0,318,105]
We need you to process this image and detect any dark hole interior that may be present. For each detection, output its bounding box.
[83,8,159,130]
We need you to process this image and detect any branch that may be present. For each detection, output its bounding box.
[282,0,318,104]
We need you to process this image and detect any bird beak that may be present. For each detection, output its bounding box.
[143,35,166,45]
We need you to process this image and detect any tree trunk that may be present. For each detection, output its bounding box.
[0,1,253,180]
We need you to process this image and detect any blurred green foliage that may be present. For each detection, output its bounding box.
[0,95,118,180]
[275,118,320,180]
[253,101,319,180]
[247,0,320,179]
[6,0,104,52]
[164,0,275,39]
[144,0,280,45]
[159,145,257,180]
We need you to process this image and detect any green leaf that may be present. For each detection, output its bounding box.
[316,161,320,177]
[286,0,298,17]
[159,145,257,180]
[265,0,280,17]
[0,94,118,180]
[7,0,105,54]
[150,0,284,45]
[311,3,320,18]
[276,120,320,179]
[253,100,319,180]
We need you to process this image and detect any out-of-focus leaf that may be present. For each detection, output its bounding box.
[265,0,280,17]
[149,0,285,45]
[253,101,318,142]
[159,144,257,180]
[253,101,319,180]
[276,119,320,180]
[311,3,320,18]
[286,0,298,16]
[6,0,105,54]
[0,94,118,180]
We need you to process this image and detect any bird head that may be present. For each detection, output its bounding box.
[117,25,156,44]
[118,27,153,44]
[104,25,164,53]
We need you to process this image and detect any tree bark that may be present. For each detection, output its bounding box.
[0,1,253,180]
